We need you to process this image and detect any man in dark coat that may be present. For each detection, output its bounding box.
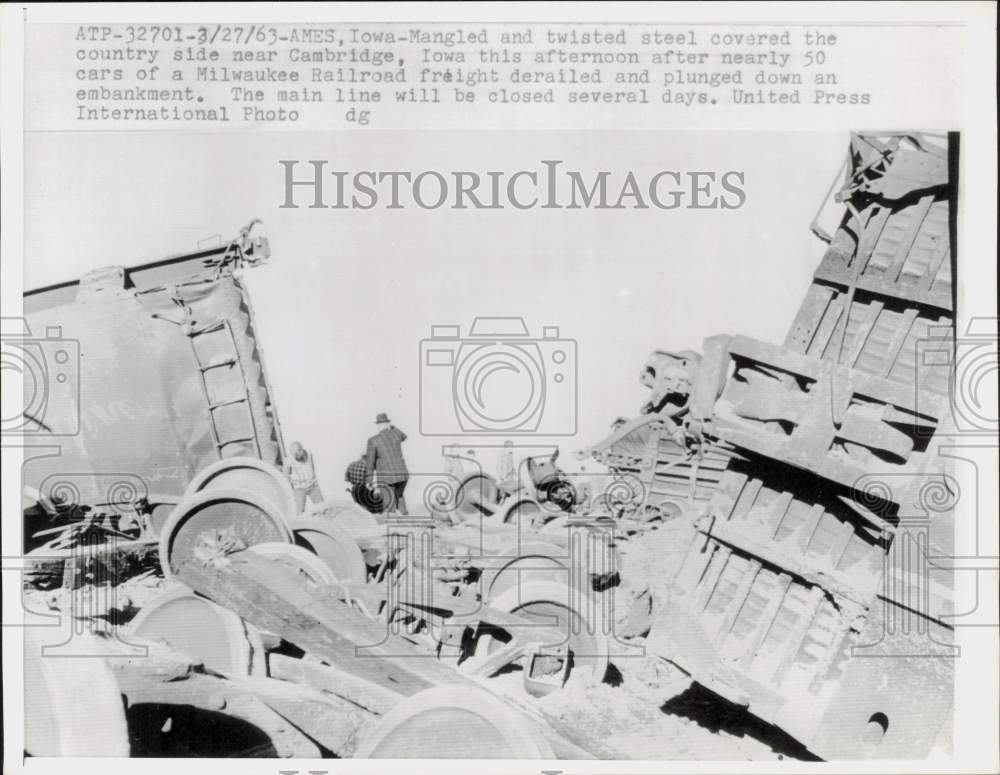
[364,413,409,515]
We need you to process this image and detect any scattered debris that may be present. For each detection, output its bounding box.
[21,134,956,759]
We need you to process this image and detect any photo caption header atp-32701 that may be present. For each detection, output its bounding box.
[63,21,881,129]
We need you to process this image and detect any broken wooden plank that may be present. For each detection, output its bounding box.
[175,549,464,696]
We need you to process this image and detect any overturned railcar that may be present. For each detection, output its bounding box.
[589,132,957,759]
[17,222,283,547]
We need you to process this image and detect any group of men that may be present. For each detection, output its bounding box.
[284,412,410,515]
[285,420,591,518]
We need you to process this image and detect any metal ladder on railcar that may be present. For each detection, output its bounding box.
[187,317,262,459]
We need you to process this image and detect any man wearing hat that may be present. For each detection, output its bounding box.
[364,413,410,515]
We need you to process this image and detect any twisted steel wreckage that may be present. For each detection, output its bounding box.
[21,132,956,760]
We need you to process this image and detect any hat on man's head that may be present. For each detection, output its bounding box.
[375,413,390,424]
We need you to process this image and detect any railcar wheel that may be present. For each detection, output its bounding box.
[355,685,554,758]
[158,487,293,580]
[246,541,338,588]
[128,587,265,676]
[497,498,545,528]
[474,580,610,695]
[185,456,296,521]
[287,516,368,585]
[303,500,384,540]
[482,541,569,599]
[454,473,501,520]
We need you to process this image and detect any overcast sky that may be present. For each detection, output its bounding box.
[25,130,844,493]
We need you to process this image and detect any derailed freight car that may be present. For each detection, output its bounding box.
[587,132,958,759]
[16,221,621,759]
[16,133,961,761]
[16,221,284,550]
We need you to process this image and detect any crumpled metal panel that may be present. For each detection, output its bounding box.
[20,229,282,514]
[694,334,945,490]
[594,133,957,759]
[805,599,954,759]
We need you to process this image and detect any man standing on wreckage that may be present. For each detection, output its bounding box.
[364,412,411,515]
[285,440,325,513]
